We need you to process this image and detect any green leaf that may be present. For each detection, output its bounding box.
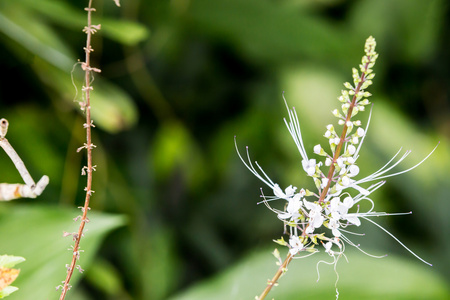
[188,0,348,65]
[0,256,25,269]
[0,286,19,299]
[100,19,150,46]
[32,59,138,133]
[23,0,149,46]
[348,0,443,63]
[0,204,126,299]
[0,6,74,70]
[169,249,450,300]
[151,121,206,190]
[84,258,124,296]
[0,1,140,133]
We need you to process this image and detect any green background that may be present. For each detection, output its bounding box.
[0,0,449,299]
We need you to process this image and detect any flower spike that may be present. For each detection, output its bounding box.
[236,36,437,300]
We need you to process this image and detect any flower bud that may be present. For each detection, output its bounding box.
[344,82,353,90]
[348,144,356,155]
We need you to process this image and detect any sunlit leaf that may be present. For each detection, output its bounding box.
[0,204,126,300]
[0,286,18,299]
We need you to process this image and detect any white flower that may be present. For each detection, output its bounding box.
[328,217,341,237]
[323,238,342,256]
[347,156,355,165]
[304,200,324,234]
[302,159,317,176]
[274,184,297,200]
[357,127,365,137]
[336,157,345,168]
[347,144,356,155]
[289,235,305,255]
[278,194,302,220]
[326,196,353,221]
[348,164,359,177]
[323,241,334,254]
[341,175,351,187]
[313,144,322,155]
[329,137,340,145]
[344,213,361,226]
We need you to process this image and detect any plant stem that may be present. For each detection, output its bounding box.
[257,253,293,300]
[59,0,95,298]
[318,73,368,203]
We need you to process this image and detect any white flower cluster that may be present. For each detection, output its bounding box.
[236,37,436,271]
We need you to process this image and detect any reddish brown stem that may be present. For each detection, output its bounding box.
[318,73,367,203]
[59,0,95,299]
[257,253,293,300]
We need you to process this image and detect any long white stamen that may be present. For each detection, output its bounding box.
[234,138,276,190]
[354,105,373,160]
[355,149,409,184]
[283,94,309,162]
[338,228,365,236]
[370,143,439,180]
[340,234,387,259]
[361,217,432,266]
[292,250,319,259]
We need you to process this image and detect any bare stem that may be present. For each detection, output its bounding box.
[59,0,96,298]
[257,253,293,300]
[257,43,375,300]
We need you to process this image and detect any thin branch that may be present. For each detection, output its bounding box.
[0,118,49,200]
[58,0,98,298]
[257,253,293,300]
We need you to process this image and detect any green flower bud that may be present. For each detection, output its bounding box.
[344,82,353,90]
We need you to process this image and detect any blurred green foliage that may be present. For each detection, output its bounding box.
[0,0,449,299]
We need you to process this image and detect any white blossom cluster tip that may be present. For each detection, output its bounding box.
[236,36,437,293]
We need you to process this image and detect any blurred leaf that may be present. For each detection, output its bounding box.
[152,121,206,189]
[0,256,25,269]
[100,18,149,46]
[32,58,138,133]
[0,286,18,299]
[139,229,179,300]
[169,248,450,300]
[3,106,65,184]
[0,1,140,133]
[20,0,149,46]
[348,0,443,63]
[187,0,348,65]
[0,5,74,70]
[84,258,124,296]
[0,204,126,300]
